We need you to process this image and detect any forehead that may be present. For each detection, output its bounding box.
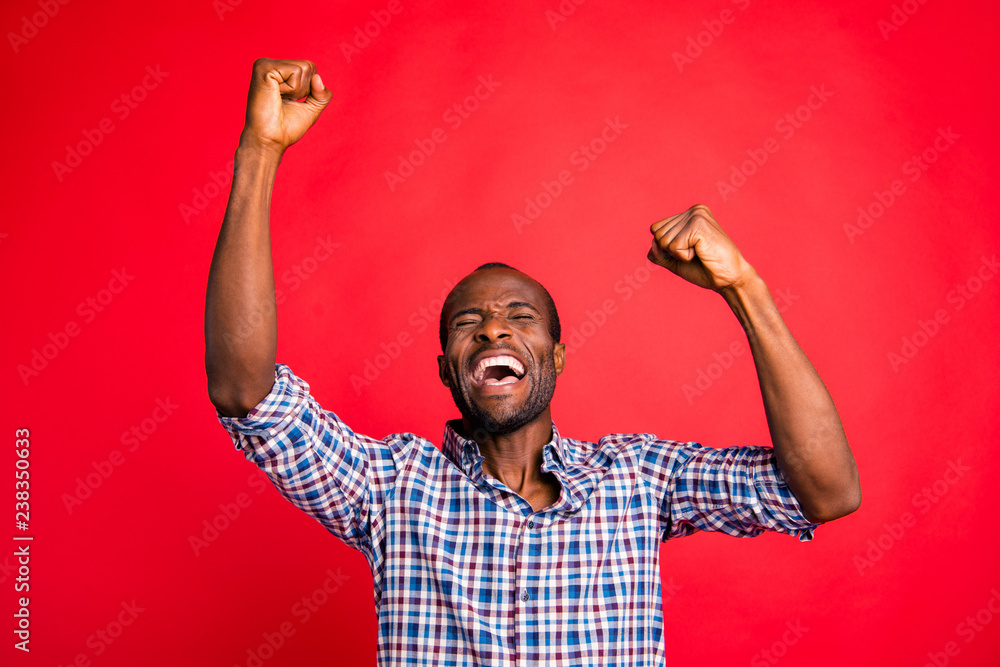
[444,268,547,315]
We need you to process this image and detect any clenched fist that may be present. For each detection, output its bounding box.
[240,58,332,161]
[647,204,755,292]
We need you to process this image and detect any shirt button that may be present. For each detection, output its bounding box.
[527,521,534,528]
[521,592,529,601]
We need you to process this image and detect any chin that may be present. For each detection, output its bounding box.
[454,382,551,437]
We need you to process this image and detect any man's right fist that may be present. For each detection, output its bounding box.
[240,58,332,161]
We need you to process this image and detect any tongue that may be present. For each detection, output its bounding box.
[485,375,518,386]
[482,364,520,384]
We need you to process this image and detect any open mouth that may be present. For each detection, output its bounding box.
[471,354,526,387]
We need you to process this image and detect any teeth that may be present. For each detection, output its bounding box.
[473,355,525,381]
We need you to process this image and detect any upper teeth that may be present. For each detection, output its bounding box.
[474,355,524,381]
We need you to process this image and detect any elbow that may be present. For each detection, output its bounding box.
[208,387,251,418]
[209,394,255,419]
[802,476,862,523]
[207,378,270,418]
[205,357,275,417]
[804,491,861,524]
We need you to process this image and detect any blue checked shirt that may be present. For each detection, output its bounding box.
[217,363,820,666]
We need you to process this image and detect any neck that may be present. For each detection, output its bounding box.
[459,408,554,489]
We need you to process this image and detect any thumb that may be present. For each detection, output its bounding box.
[303,72,333,115]
[648,239,679,269]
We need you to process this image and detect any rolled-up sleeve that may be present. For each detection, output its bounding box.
[640,439,820,543]
[216,363,398,556]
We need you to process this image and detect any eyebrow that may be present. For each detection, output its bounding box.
[449,301,542,324]
[507,301,541,314]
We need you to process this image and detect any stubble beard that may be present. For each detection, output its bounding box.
[448,349,557,436]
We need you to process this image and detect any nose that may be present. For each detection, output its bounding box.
[474,312,513,343]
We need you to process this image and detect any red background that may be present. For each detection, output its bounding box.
[2,0,999,665]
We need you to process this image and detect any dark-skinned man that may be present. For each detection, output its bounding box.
[206,58,861,666]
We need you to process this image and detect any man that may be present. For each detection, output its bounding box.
[206,58,861,665]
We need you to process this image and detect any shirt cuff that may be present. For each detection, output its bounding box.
[215,363,310,460]
[750,450,822,542]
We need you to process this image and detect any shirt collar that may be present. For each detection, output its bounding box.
[441,421,578,507]
[442,419,478,478]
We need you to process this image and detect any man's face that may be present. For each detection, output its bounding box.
[438,268,565,436]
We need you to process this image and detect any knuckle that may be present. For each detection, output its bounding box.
[693,206,716,222]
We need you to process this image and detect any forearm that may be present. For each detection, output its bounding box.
[204,143,282,416]
[720,269,861,522]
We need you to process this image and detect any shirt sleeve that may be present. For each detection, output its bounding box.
[215,363,399,556]
[639,438,821,542]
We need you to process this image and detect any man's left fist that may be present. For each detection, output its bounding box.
[647,204,755,292]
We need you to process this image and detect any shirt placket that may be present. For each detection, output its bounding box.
[513,511,547,665]
[463,440,557,665]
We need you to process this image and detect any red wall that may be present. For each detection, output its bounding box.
[3,0,999,665]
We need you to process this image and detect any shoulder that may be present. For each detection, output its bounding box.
[562,432,718,484]
[558,431,669,471]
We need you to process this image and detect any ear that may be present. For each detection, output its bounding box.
[438,354,451,387]
[553,342,566,376]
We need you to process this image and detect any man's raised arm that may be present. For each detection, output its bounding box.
[205,58,332,417]
[648,204,862,523]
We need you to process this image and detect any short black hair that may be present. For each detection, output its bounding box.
[439,263,561,351]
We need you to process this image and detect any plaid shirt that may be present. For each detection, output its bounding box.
[217,363,819,666]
